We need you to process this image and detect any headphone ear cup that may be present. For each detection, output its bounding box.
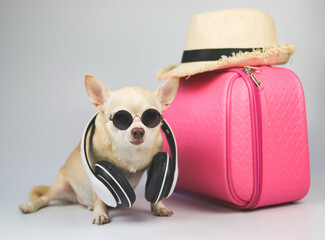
[95,161,136,207]
[145,152,172,204]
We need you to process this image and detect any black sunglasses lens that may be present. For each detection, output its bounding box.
[142,109,162,128]
[112,110,133,130]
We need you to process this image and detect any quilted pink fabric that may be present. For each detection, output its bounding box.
[163,66,310,209]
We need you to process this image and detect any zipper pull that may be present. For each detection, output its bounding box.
[243,66,263,90]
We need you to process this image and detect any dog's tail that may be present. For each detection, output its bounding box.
[29,185,49,201]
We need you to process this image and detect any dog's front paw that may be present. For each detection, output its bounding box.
[152,207,174,217]
[92,204,109,225]
[92,192,109,225]
[151,201,173,217]
[92,213,110,225]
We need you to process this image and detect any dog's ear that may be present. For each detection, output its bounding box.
[155,78,179,110]
[85,75,111,111]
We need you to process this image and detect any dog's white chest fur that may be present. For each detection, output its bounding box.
[112,143,153,173]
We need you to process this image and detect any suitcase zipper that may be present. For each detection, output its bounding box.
[243,66,264,90]
[226,67,263,209]
[243,66,263,209]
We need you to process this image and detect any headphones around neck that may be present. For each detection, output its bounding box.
[81,112,178,208]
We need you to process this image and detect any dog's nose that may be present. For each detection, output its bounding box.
[131,128,145,140]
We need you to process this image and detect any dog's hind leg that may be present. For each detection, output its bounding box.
[19,171,77,214]
[19,185,51,213]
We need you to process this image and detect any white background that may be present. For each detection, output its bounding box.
[0,0,324,239]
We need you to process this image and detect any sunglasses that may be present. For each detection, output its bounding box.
[109,108,163,130]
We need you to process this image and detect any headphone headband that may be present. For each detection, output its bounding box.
[160,119,178,198]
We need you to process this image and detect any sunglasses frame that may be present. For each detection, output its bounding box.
[109,108,163,130]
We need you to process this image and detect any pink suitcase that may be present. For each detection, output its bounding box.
[163,65,310,209]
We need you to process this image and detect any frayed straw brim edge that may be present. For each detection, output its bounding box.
[157,44,296,80]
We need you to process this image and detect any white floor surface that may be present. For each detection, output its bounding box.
[2,177,324,240]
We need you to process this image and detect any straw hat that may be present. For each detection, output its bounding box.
[157,9,296,79]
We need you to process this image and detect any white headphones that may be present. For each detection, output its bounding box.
[81,112,178,207]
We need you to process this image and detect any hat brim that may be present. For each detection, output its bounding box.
[157,44,296,80]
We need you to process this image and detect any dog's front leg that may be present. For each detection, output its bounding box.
[92,191,109,225]
[151,200,173,217]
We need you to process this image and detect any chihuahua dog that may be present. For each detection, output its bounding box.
[19,75,179,225]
